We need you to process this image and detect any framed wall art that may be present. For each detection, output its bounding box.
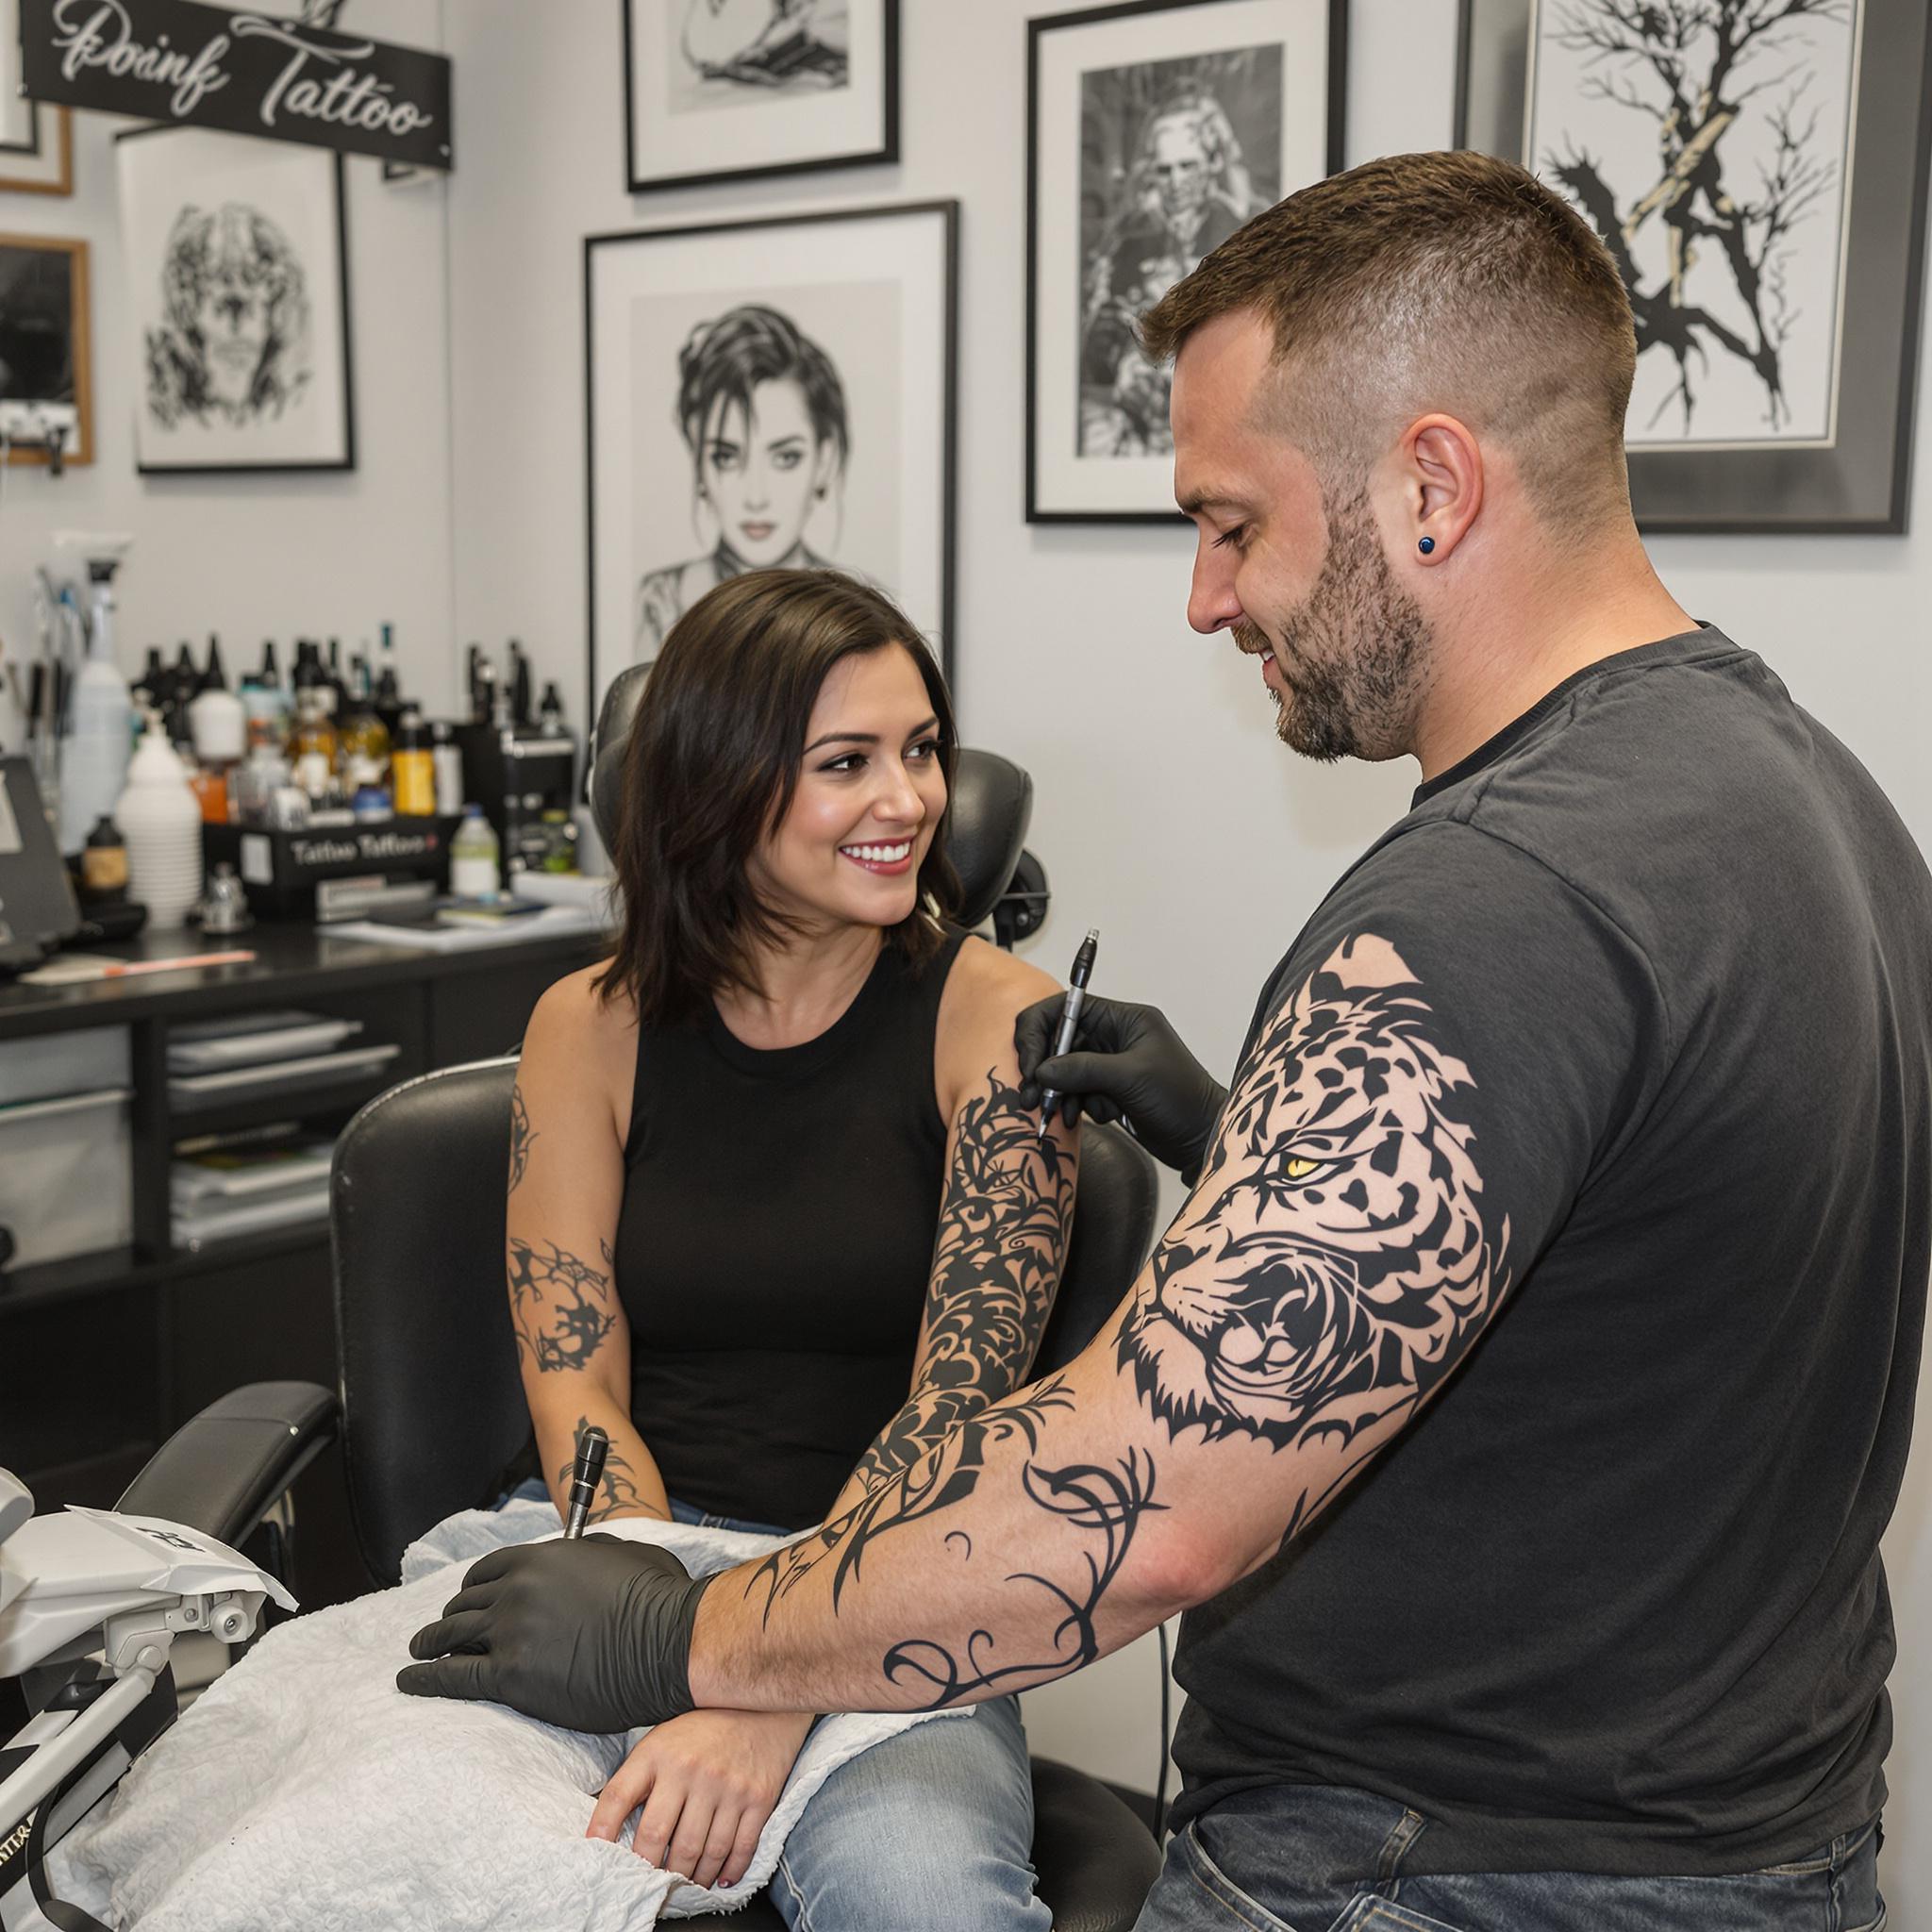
[624,0,900,194]
[115,126,356,475]
[0,0,72,195]
[585,199,957,724]
[0,233,91,465]
[1026,0,1346,523]
[1457,0,1932,533]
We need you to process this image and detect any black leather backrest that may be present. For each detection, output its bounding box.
[588,665,649,863]
[588,663,1032,929]
[331,1058,527,1585]
[331,1069,1159,1581]
[949,749,1033,930]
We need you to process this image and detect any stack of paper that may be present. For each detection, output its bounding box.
[171,1132,336,1251]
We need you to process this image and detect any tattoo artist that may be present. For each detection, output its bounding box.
[402,151,1932,1931]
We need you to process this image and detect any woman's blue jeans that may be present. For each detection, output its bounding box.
[666,1500,1051,1932]
[1135,1783,1885,1932]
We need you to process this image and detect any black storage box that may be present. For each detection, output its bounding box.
[205,816,460,923]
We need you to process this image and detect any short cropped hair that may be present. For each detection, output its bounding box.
[1140,150,1639,529]
[599,569,960,1028]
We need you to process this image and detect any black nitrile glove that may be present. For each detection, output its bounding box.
[1016,991,1228,1184]
[397,1533,709,1732]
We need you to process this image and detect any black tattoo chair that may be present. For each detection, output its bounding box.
[108,1086,1163,1931]
[96,702,1166,1929]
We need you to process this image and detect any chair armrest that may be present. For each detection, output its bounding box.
[114,1382,340,1552]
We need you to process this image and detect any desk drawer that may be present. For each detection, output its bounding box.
[0,1088,134,1268]
[0,1025,129,1107]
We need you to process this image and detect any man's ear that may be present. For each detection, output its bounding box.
[1400,413,1484,564]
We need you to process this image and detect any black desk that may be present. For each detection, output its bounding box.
[0,923,607,1600]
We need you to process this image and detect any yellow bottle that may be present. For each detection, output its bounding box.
[391,709,437,817]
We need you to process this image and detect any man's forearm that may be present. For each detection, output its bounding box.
[683,1349,1267,1715]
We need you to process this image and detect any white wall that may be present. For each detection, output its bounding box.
[0,0,458,748]
[435,0,1932,1900]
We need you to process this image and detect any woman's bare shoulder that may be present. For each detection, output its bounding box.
[523,963,640,1135]
[935,935,1059,1089]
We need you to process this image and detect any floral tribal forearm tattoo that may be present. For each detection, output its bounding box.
[508,1235,616,1372]
[843,1070,1076,1498]
[555,1414,667,1524]
[746,1375,1165,1707]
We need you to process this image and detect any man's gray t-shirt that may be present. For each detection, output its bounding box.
[1169,627,1932,1876]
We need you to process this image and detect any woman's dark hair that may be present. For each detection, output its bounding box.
[676,305,851,480]
[599,569,961,1026]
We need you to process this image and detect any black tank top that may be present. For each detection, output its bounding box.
[614,928,967,1530]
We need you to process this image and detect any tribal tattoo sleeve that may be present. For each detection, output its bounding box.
[709,936,1511,1712]
[841,1070,1076,1499]
[508,1234,618,1373]
[555,1414,668,1524]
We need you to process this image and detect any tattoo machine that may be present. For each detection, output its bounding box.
[563,1428,610,1540]
[1037,928,1100,1140]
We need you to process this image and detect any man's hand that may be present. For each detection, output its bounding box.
[587,1707,814,1889]
[398,1534,709,1732]
[1016,991,1227,1181]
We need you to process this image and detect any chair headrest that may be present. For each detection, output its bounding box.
[588,664,651,858]
[588,664,1033,928]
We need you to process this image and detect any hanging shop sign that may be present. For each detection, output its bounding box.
[18,0,454,171]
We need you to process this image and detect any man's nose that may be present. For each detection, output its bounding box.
[1187,544,1243,636]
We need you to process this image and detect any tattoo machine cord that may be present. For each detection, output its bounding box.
[1036,928,1101,1139]
[563,1426,609,1539]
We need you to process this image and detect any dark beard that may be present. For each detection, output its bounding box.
[1241,493,1430,762]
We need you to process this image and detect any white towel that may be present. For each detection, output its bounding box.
[49,1505,956,1930]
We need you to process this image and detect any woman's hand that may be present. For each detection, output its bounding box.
[587,1707,816,1890]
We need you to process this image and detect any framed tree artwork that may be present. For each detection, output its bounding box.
[0,0,72,195]
[1457,0,1932,532]
[1026,0,1347,523]
[0,234,91,465]
[585,200,957,725]
[624,0,900,193]
[114,126,356,475]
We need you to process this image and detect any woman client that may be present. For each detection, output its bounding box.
[508,565,1074,1928]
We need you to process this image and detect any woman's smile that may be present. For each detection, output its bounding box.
[839,838,916,875]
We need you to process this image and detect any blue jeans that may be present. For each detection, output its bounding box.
[673,1500,1050,1932]
[1136,1784,1885,1932]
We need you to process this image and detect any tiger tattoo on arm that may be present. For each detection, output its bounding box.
[1122,932,1507,1467]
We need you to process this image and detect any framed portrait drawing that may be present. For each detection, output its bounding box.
[114,127,356,475]
[1457,0,1932,533]
[585,200,957,724]
[624,0,900,193]
[0,234,91,465]
[1026,0,1346,523]
[0,0,72,195]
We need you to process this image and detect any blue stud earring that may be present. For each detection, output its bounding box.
[1418,536,1436,555]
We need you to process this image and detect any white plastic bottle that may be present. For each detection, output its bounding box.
[115,710,206,928]
[449,804,501,901]
[57,569,136,855]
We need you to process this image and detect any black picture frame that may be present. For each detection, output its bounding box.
[622,0,900,195]
[1456,0,1932,534]
[1025,0,1348,525]
[114,125,357,478]
[583,198,958,732]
